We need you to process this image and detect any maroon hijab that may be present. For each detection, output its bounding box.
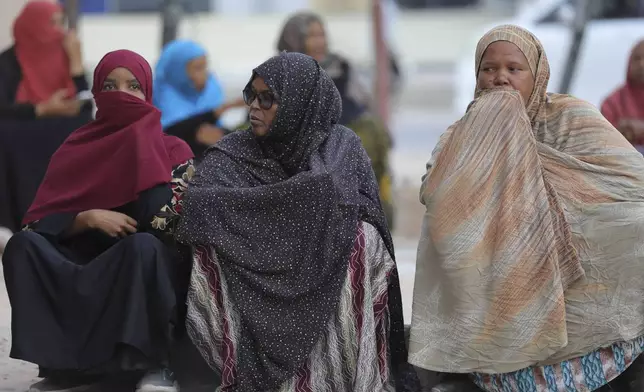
[23,50,193,224]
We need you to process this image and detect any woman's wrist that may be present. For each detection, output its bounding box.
[70,65,84,76]
[69,58,84,76]
[76,210,93,229]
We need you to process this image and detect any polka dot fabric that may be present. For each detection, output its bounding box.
[176,52,404,391]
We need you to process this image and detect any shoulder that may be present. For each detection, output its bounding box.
[326,52,350,66]
[0,46,18,78]
[164,134,194,161]
[542,93,631,151]
[327,124,363,148]
[0,46,16,64]
[548,93,599,110]
[598,87,624,110]
[546,93,606,121]
[322,53,351,75]
[209,128,254,155]
[201,129,260,167]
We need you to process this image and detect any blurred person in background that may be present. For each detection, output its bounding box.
[176,52,419,392]
[601,39,644,154]
[154,39,244,162]
[411,25,644,392]
[2,50,193,392]
[277,12,396,229]
[0,0,90,120]
[0,1,92,248]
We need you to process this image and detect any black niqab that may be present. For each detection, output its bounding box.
[176,52,409,391]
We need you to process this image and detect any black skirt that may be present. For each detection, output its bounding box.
[2,231,177,374]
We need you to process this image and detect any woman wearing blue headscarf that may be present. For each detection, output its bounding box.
[154,40,243,161]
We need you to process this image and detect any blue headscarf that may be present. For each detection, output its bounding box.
[154,40,225,128]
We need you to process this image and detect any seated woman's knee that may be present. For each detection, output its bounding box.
[120,232,164,255]
[3,230,44,258]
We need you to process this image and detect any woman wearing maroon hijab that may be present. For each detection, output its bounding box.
[0,0,90,119]
[2,49,194,392]
[601,39,644,154]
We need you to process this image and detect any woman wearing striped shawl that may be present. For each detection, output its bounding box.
[409,25,644,391]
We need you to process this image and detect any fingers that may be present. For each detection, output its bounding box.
[122,223,138,234]
[111,225,136,238]
[125,216,138,227]
[51,89,70,101]
[63,100,81,113]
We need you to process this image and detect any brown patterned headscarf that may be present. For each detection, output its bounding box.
[474,24,550,125]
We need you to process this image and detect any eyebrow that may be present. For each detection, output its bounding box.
[250,87,272,93]
[103,78,140,84]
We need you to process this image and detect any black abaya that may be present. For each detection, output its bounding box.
[1,160,194,375]
[0,46,93,232]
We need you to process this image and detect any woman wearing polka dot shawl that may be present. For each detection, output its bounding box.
[176,52,418,391]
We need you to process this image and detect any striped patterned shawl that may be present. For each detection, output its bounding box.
[410,85,644,373]
[407,23,644,375]
[410,24,644,374]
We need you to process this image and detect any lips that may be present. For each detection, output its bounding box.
[249,114,263,125]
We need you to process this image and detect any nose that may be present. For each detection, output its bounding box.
[493,70,511,87]
[636,58,644,69]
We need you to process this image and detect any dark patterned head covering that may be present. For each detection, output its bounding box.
[176,52,410,391]
[250,52,341,174]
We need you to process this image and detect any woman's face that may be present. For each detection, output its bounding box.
[186,55,208,91]
[247,76,278,137]
[628,41,644,85]
[101,67,145,100]
[51,10,66,34]
[476,41,535,105]
[305,21,327,62]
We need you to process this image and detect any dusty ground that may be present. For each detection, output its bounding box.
[0,185,426,392]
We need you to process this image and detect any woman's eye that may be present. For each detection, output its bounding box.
[102,84,115,91]
[130,83,141,91]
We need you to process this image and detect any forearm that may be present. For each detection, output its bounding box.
[62,211,90,238]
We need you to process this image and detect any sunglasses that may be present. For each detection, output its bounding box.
[243,86,277,110]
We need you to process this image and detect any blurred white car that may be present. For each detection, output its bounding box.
[453,0,644,113]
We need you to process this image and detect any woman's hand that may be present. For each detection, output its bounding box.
[196,123,225,145]
[35,89,81,117]
[79,209,138,238]
[63,29,84,75]
[213,98,247,118]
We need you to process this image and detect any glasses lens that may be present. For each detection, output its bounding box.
[257,92,274,110]
[242,87,255,106]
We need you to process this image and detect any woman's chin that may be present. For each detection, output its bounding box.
[250,123,268,137]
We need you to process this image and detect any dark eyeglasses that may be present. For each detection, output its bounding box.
[242,86,277,110]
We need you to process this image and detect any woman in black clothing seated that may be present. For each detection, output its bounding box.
[154,39,244,162]
[0,1,93,234]
[2,49,194,392]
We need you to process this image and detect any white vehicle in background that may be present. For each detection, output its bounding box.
[453,0,644,113]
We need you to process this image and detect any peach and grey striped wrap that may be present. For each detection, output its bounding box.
[409,25,644,374]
